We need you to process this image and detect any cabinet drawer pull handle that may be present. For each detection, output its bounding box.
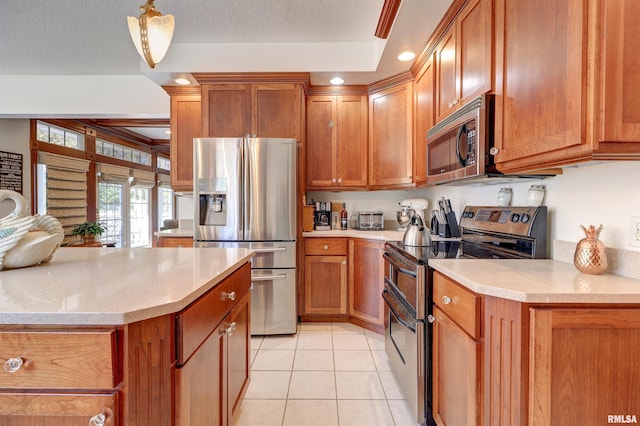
[3,357,23,373]
[427,314,436,323]
[442,295,452,305]
[223,291,236,301]
[323,245,329,250]
[89,413,107,426]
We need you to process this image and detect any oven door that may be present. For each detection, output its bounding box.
[383,287,425,425]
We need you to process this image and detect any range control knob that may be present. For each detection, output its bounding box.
[511,213,520,222]
[520,213,531,223]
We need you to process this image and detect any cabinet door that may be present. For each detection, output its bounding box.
[170,93,201,192]
[601,0,640,141]
[252,84,301,141]
[303,255,347,315]
[432,306,481,426]
[336,96,368,188]
[368,82,414,188]
[494,0,588,171]
[0,393,118,426]
[457,0,493,104]
[227,293,250,424]
[348,240,385,329]
[529,308,640,426]
[435,26,457,122]
[414,54,436,184]
[306,96,337,187]
[202,84,251,137]
[176,322,226,426]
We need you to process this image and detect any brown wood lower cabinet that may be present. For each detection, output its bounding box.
[348,239,385,332]
[303,238,348,317]
[156,236,194,248]
[433,270,640,426]
[0,262,251,426]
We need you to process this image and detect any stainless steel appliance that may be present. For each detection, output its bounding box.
[193,137,297,335]
[397,198,429,231]
[350,211,384,230]
[426,95,554,185]
[383,205,547,426]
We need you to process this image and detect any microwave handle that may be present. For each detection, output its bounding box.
[456,123,468,167]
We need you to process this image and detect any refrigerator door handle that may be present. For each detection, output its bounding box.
[252,247,287,253]
[251,274,287,282]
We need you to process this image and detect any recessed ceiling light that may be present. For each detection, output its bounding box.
[330,77,344,85]
[397,51,416,62]
[174,78,191,85]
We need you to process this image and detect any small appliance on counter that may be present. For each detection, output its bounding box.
[314,201,332,231]
[397,198,429,231]
[350,211,384,230]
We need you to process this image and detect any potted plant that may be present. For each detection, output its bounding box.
[72,221,107,246]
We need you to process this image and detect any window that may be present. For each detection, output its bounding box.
[36,121,85,151]
[98,182,125,247]
[96,139,151,166]
[157,156,171,171]
[98,182,151,248]
[158,185,174,229]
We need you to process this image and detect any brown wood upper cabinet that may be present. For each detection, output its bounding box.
[435,0,493,123]
[413,54,436,185]
[201,83,302,142]
[306,95,368,189]
[167,88,201,192]
[368,81,414,189]
[493,0,640,173]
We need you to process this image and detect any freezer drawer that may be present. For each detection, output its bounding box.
[251,269,297,335]
[198,241,296,269]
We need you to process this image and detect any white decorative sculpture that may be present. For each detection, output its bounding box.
[0,190,64,270]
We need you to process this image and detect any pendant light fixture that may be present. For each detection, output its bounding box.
[127,0,175,69]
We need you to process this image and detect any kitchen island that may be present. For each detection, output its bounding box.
[428,258,640,426]
[0,247,254,426]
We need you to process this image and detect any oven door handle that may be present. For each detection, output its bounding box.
[456,123,468,167]
[383,253,417,277]
[382,289,416,333]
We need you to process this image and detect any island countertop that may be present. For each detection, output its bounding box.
[428,259,640,304]
[0,247,254,325]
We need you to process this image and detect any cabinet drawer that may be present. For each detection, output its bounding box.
[305,238,347,255]
[177,262,251,365]
[433,272,481,339]
[0,392,118,424]
[157,236,193,248]
[0,330,117,389]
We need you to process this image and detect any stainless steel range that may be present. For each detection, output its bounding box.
[383,205,547,426]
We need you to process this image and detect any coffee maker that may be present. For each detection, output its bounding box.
[397,198,429,230]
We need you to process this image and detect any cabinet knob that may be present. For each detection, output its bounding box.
[89,413,107,426]
[227,321,237,336]
[427,314,436,323]
[323,245,329,250]
[341,260,347,266]
[442,295,452,305]
[222,291,236,301]
[489,147,499,156]
[337,177,342,183]
[3,357,23,373]
[332,178,337,183]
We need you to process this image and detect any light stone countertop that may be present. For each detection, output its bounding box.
[0,247,254,325]
[429,259,640,304]
[154,228,194,238]
[302,229,405,241]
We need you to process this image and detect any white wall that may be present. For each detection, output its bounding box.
[310,161,640,251]
[0,119,31,217]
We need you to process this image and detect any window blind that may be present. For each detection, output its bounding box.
[96,163,130,183]
[157,173,171,188]
[130,169,156,189]
[38,152,90,243]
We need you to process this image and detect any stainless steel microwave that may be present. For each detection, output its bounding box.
[426,94,496,185]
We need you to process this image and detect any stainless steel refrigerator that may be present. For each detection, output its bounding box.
[193,137,297,335]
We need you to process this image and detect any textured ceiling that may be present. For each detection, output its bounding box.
[0,0,453,140]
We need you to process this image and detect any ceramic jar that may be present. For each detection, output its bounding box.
[528,184,545,206]
[497,188,512,206]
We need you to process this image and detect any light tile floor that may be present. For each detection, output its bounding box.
[233,322,421,426]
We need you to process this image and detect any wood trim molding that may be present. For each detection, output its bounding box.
[162,86,202,96]
[306,85,369,96]
[367,71,414,94]
[375,0,402,39]
[192,72,310,87]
